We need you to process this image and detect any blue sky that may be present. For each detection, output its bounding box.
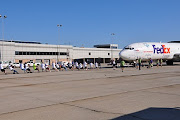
[0,0,180,48]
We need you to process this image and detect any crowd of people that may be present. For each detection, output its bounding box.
[133,58,163,70]
[0,61,101,75]
[119,58,163,72]
[0,59,164,75]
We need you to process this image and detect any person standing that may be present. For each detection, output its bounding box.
[25,62,32,73]
[75,61,79,69]
[20,63,26,73]
[113,60,116,70]
[56,62,61,70]
[156,59,159,67]
[90,62,93,69]
[45,63,51,72]
[160,59,163,67]
[95,62,98,69]
[33,63,39,72]
[138,58,141,70]
[120,60,125,72]
[52,62,58,72]
[68,62,73,70]
[98,62,101,69]
[113,60,116,66]
[78,63,82,70]
[62,62,67,71]
[150,58,153,68]
[41,62,45,72]
[83,61,87,70]
[9,65,19,74]
[136,59,138,69]
[0,62,6,74]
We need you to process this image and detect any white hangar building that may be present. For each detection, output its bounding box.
[0,40,121,65]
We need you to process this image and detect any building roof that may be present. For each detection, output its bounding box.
[0,40,41,44]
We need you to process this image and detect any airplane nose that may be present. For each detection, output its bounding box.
[119,51,128,60]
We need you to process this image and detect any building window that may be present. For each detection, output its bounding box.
[23,52,26,55]
[60,52,67,55]
[108,53,110,55]
[30,52,36,55]
[89,52,91,55]
[111,46,117,49]
[15,51,19,55]
[15,51,68,56]
[19,52,22,55]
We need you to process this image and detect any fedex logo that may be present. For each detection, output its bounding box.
[152,45,170,54]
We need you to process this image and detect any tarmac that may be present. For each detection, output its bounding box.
[0,65,180,120]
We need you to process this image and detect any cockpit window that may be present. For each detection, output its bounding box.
[124,47,130,49]
[124,46,134,50]
[124,46,130,49]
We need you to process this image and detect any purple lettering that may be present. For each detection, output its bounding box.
[152,45,156,53]
[152,45,165,54]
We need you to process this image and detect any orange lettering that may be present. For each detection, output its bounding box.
[164,48,167,53]
[167,48,170,53]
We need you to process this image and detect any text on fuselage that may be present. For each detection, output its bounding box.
[152,45,170,54]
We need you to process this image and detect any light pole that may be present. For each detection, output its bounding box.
[57,24,62,62]
[111,33,115,61]
[0,15,7,62]
[0,15,7,40]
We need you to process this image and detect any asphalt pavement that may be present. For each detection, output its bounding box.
[0,65,179,120]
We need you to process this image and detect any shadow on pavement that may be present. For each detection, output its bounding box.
[111,107,180,120]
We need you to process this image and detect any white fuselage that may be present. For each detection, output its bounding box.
[119,42,180,61]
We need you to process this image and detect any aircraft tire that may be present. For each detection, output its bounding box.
[166,60,173,65]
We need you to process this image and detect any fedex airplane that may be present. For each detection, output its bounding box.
[119,41,180,65]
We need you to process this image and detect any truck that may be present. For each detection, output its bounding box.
[27,61,41,67]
